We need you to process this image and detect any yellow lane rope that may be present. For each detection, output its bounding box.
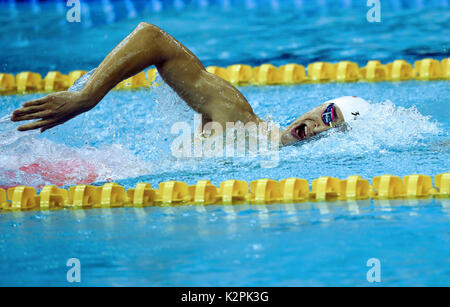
[1,174,449,211]
[0,58,448,95]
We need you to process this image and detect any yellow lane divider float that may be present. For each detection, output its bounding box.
[0,173,448,212]
[1,58,448,95]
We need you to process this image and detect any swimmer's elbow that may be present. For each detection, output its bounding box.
[137,22,153,29]
[134,22,163,40]
[136,22,162,34]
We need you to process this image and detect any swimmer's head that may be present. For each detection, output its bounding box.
[281,102,345,145]
[280,96,368,145]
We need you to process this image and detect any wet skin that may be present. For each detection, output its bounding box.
[281,103,345,146]
[11,22,345,146]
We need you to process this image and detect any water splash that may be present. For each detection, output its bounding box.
[280,98,441,160]
[68,69,96,92]
[0,77,443,189]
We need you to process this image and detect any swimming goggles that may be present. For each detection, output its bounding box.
[321,103,337,127]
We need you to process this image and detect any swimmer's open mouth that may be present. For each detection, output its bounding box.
[291,124,309,141]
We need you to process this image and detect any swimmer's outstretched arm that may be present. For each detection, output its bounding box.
[11,22,260,132]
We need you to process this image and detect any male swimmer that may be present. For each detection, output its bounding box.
[11,22,358,146]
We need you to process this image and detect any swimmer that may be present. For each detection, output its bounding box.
[11,22,349,146]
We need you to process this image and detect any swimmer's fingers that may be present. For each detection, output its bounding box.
[22,97,48,108]
[11,108,51,121]
[17,118,58,132]
[12,94,58,120]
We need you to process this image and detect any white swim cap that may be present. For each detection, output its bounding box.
[323,96,370,121]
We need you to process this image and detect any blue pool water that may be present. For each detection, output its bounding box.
[1,0,450,74]
[1,199,450,286]
[0,0,449,286]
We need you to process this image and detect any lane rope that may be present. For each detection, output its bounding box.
[1,174,449,211]
[1,58,448,95]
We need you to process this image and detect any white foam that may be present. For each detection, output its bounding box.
[0,82,442,188]
[68,69,96,92]
[282,97,441,158]
[0,113,152,188]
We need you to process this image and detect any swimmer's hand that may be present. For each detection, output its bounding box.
[10,91,96,132]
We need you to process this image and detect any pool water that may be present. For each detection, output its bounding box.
[1,0,449,74]
[1,199,449,286]
[1,80,448,188]
[0,0,449,286]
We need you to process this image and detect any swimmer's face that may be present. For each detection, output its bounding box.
[281,103,345,146]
